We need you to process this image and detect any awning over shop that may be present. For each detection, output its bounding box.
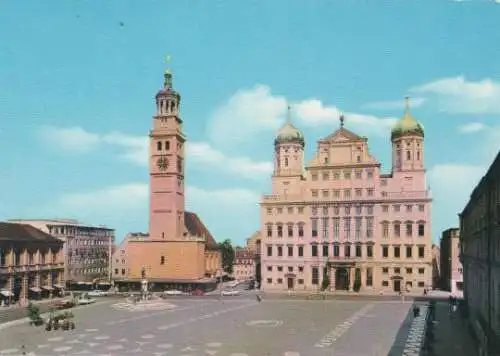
[41,286,53,291]
[30,287,42,293]
[53,284,64,289]
[0,290,13,297]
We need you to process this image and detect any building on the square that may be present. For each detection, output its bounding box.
[8,219,114,289]
[112,64,221,293]
[431,244,440,289]
[459,151,500,355]
[0,222,64,303]
[260,99,433,293]
[232,248,256,281]
[439,228,463,295]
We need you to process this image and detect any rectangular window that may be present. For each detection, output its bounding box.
[277,246,283,257]
[394,246,400,258]
[322,172,329,180]
[311,245,318,257]
[367,189,374,196]
[288,246,293,257]
[382,246,389,258]
[355,245,362,257]
[333,245,340,257]
[356,205,362,215]
[344,171,351,179]
[366,268,373,287]
[393,205,400,212]
[266,224,272,237]
[344,244,351,257]
[366,217,374,238]
[406,205,412,212]
[406,246,412,258]
[355,189,362,197]
[312,267,319,285]
[344,189,351,198]
[355,170,362,179]
[418,223,425,237]
[322,206,329,215]
[298,245,304,257]
[312,190,318,197]
[345,206,351,215]
[312,174,318,181]
[394,223,401,237]
[322,190,329,198]
[322,217,329,239]
[367,245,373,258]
[298,224,304,237]
[344,217,351,240]
[382,205,388,212]
[333,190,340,199]
[418,204,425,212]
[406,223,413,237]
[333,218,340,240]
[311,219,318,237]
[382,222,389,238]
[267,245,272,257]
[418,246,425,258]
[322,244,329,257]
[160,256,165,265]
[277,224,283,237]
[355,217,362,240]
[367,205,374,215]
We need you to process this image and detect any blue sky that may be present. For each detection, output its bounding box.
[1,0,499,245]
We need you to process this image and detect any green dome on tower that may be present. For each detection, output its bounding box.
[391,97,424,141]
[274,106,304,146]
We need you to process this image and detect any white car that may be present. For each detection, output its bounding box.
[221,290,241,296]
[77,297,96,305]
[164,290,184,296]
[87,290,108,297]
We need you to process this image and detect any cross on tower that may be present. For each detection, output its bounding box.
[339,114,345,129]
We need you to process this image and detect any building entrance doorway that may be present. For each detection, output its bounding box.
[287,277,294,290]
[393,279,401,292]
[335,267,349,291]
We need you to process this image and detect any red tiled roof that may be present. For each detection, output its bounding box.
[0,222,62,244]
[184,212,218,249]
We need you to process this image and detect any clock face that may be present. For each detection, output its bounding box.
[157,156,169,171]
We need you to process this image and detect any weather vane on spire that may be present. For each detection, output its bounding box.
[286,105,292,123]
[404,96,411,112]
[339,114,345,129]
[165,55,172,74]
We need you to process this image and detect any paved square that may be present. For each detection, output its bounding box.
[0,297,415,355]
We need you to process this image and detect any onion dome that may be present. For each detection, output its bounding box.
[274,106,304,146]
[391,97,424,141]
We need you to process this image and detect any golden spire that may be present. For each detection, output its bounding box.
[404,96,411,114]
[286,105,292,124]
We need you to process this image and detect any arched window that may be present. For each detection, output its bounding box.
[157,141,162,151]
[284,157,289,167]
[165,141,170,150]
[406,150,411,160]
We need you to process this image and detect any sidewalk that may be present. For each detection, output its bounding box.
[428,302,477,356]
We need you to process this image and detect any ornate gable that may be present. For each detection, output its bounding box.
[323,128,363,143]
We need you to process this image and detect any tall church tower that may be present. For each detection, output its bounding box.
[149,62,186,240]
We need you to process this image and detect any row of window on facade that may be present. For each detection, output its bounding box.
[265,243,426,259]
[69,258,108,265]
[49,226,113,237]
[310,168,375,181]
[265,219,425,239]
[267,204,425,216]
[68,239,110,246]
[265,265,426,276]
[70,267,107,276]
[0,249,58,267]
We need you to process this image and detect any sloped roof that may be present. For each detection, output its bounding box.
[322,127,364,142]
[184,212,218,249]
[0,222,63,244]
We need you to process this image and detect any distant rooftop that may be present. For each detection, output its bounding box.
[7,218,114,230]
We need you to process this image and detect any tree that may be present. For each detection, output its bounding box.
[218,239,235,275]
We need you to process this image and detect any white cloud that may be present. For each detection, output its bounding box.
[188,142,272,179]
[47,183,260,240]
[362,97,426,111]
[295,99,398,137]
[38,126,272,179]
[38,126,100,153]
[412,76,500,115]
[457,122,487,134]
[207,85,287,144]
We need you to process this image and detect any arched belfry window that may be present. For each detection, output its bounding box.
[165,141,170,150]
[406,151,411,160]
[157,141,162,151]
[284,157,289,167]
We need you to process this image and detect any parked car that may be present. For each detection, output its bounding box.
[191,289,205,296]
[163,290,184,296]
[53,300,75,310]
[87,290,108,297]
[221,289,241,296]
[76,297,96,305]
